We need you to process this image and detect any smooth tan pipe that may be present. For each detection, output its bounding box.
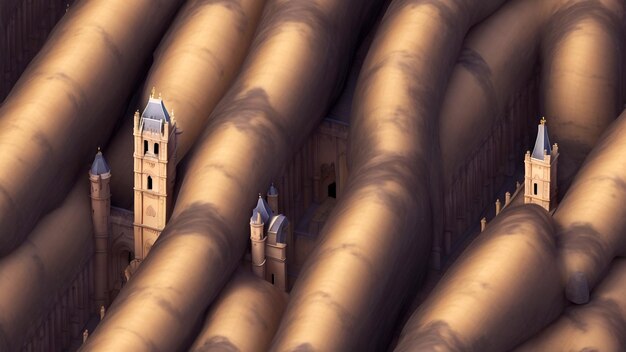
[270,1,513,350]
[188,270,288,352]
[440,0,546,187]
[555,108,626,304]
[0,0,185,256]
[395,205,566,351]
[107,0,267,209]
[0,178,92,351]
[81,1,380,351]
[540,0,624,196]
[0,0,267,347]
[514,258,626,351]
[395,1,624,349]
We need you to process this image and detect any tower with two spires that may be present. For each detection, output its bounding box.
[524,117,559,211]
[132,88,177,261]
[250,184,288,291]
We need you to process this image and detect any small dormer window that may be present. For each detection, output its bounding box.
[144,140,148,155]
[154,143,159,156]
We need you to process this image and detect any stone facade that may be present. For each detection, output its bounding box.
[132,93,177,262]
[524,119,559,211]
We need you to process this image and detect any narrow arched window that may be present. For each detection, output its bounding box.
[154,143,159,156]
[144,140,148,155]
[533,183,538,195]
[147,176,153,190]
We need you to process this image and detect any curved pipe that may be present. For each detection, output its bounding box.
[394,205,566,351]
[0,180,92,351]
[0,0,267,347]
[556,108,626,304]
[270,1,511,351]
[394,0,625,348]
[0,0,185,256]
[540,0,624,196]
[188,270,288,352]
[81,1,381,351]
[440,0,545,186]
[107,0,267,209]
[437,0,547,262]
[514,258,626,351]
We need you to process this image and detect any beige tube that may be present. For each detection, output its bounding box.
[188,270,288,352]
[556,107,626,303]
[395,205,566,351]
[107,0,267,209]
[542,0,625,306]
[0,179,92,351]
[541,0,624,196]
[81,0,381,351]
[270,0,517,350]
[514,258,626,351]
[440,0,546,187]
[0,0,185,256]
[0,0,268,348]
[394,0,625,348]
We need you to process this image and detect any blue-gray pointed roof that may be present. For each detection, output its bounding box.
[268,214,288,244]
[142,97,170,122]
[532,119,551,160]
[250,209,262,224]
[268,183,278,196]
[90,150,110,175]
[252,195,273,225]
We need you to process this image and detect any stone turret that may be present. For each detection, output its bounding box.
[89,148,111,308]
[250,209,266,279]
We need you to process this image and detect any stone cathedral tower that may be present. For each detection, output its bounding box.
[133,89,177,262]
[524,117,558,211]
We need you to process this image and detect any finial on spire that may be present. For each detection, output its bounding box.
[258,193,262,198]
[97,146,101,153]
[540,117,546,125]
[150,86,156,99]
[158,92,162,99]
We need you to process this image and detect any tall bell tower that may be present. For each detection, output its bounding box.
[524,117,558,211]
[133,88,177,262]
